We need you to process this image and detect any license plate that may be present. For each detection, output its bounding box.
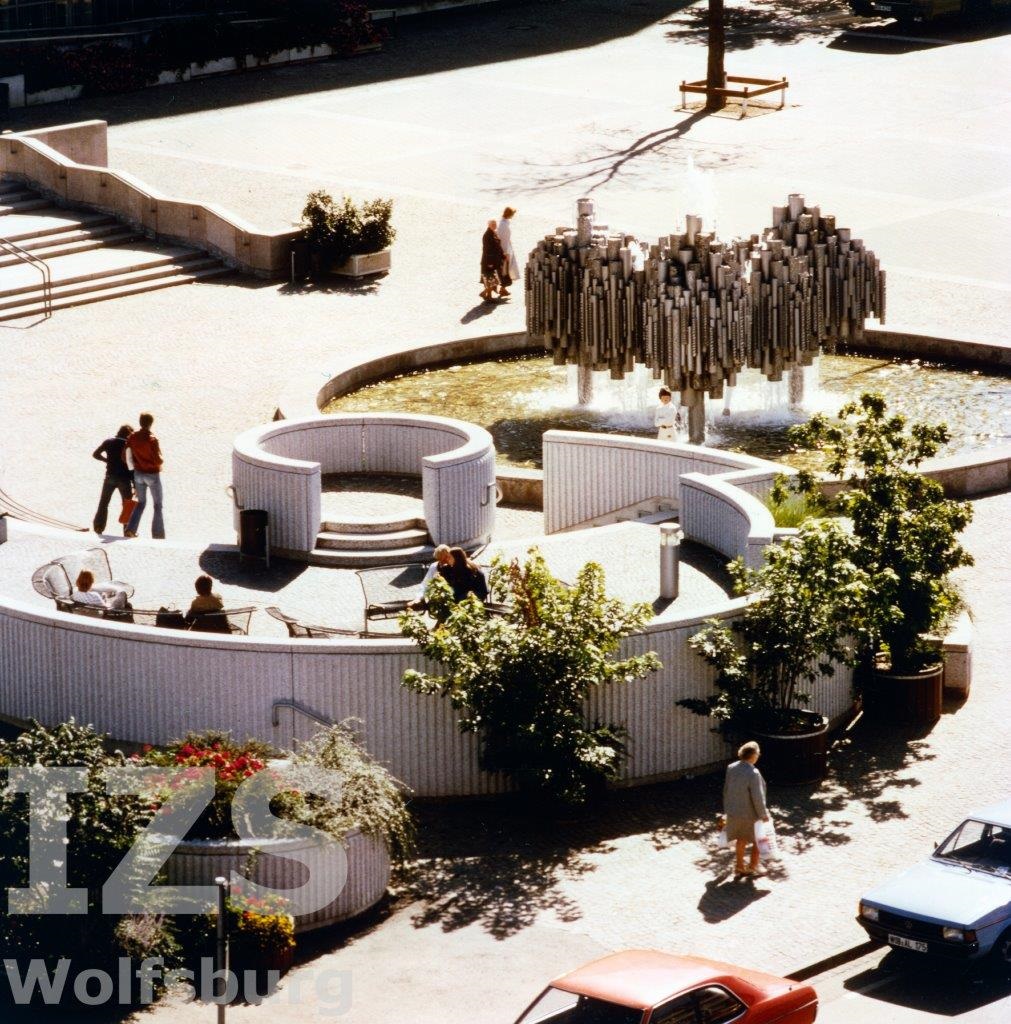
[888,934,928,953]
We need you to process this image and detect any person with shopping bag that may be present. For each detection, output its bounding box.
[722,740,770,878]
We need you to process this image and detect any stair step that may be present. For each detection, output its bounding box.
[0,182,38,199]
[0,264,232,322]
[0,197,49,215]
[315,527,431,551]
[320,515,426,535]
[0,228,144,268]
[0,248,212,302]
[302,544,436,568]
[0,210,119,244]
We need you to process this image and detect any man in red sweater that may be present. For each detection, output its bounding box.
[124,412,165,538]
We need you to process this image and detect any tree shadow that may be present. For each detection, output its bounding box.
[664,0,861,51]
[491,109,714,195]
[279,277,384,297]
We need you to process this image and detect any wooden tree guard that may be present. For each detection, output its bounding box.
[525,195,886,407]
[680,76,789,119]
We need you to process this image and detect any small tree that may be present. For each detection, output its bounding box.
[706,0,727,112]
[400,550,661,805]
[777,392,973,673]
[680,519,868,734]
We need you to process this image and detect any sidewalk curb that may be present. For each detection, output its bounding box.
[786,940,881,982]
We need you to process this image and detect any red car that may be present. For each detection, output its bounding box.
[513,950,817,1024]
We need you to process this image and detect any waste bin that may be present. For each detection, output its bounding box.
[239,509,269,566]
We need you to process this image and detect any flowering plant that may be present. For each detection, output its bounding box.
[142,732,275,839]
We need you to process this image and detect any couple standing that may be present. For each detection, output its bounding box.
[92,412,165,539]
[480,207,519,302]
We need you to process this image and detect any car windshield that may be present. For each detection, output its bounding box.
[934,818,1011,876]
[516,988,642,1024]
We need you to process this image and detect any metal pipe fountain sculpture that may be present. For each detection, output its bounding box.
[525,195,886,443]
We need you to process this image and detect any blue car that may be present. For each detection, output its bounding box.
[857,799,1011,964]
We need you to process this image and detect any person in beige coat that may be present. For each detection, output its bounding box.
[722,740,770,877]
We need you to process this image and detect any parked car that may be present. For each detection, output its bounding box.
[849,0,1011,23]
[857,799,1011,964]
[511,950,817,1024]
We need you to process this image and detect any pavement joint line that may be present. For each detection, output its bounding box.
[785,940,882,982]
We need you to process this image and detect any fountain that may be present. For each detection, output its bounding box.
[526,195,886,442]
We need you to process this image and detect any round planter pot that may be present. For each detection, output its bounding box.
[164,828,390,933]
[868,662,943,724]
[753,711,829,786]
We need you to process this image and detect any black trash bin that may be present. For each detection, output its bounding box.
[239,509,270,566]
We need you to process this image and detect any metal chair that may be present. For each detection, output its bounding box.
[186,607,256,636]
[264,606,357,639]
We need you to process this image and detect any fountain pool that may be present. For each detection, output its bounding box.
[323,352,1011,471]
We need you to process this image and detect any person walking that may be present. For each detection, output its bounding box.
[480,219,507,301]
[722,740,770,878]
[496,207,520,296]
[124,412,165,539]
[91,424,134,535]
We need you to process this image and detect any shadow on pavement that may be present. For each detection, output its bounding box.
[5,0,691,133]
[829,9,1011,52]
[843,950,1011,1014]
[196,548,309,591]
[404,712,939,937]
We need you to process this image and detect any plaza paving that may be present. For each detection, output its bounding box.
[0,2,1008,1021]
[1,0,1009,545]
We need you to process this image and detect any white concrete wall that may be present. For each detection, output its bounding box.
[232,414,497,553]
[0,592,853,797]
[679,472,775,570]
[543,431,776,534]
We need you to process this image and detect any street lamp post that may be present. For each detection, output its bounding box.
[660,524,683,601]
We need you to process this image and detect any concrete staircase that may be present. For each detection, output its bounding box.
[0,180,231,320]
[305,513,435,567]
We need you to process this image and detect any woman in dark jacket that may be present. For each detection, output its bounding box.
[480,220,507,301]
[438,547,489,603]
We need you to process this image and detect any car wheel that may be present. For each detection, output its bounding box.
[991,928,1011,973]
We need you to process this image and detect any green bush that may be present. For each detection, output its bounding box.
[299,190,395,267]
[781,392,973,672]
[400,550,661,805]
[0,720,179,993]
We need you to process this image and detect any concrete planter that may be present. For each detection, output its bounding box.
[27,85,83,106]
[331,248,392,278]
[192,57,238,77]
[164,828,390,933]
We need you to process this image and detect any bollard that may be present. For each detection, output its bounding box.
[215,876,229,1024]
[660,524,683,600]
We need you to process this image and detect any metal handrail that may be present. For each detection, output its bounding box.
[0,234,52,321]
[271,699,335,729]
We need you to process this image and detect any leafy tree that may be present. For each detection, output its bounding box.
[775,392,973,673]
[400,550,661,805]
[681,518,868,733]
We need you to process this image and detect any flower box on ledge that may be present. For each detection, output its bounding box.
[332,249,391,278]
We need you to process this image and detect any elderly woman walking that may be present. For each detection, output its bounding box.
[480,219,507,301]
[496,207,520,294]
[722,740,770,878]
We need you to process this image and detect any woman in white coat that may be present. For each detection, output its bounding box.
[496,207,520,297]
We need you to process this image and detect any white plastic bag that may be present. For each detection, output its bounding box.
[715,828,729,850]
[754,819,781,862]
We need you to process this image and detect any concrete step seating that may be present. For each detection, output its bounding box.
[0,180,230,320]
[310,514,434,567]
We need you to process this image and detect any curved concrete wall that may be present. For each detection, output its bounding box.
[232,414,497,552]
[0,591,854,797]
[679,473,775,570]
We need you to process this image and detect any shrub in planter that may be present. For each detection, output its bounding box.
[63,41,150,96]
[299,190,395,272]
[680,519,869,783]
[0,720,181,1005]
[400,549,661,805]
[778,393,973,713]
